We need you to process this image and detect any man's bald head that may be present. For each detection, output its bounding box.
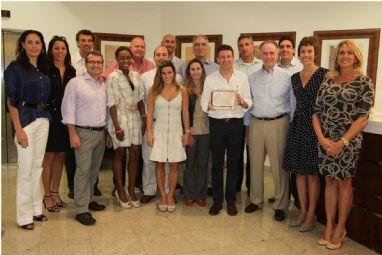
[153,45,169,65]
[130,37,146,60]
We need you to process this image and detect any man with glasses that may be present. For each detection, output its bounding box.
[62,51,108,226]
[178,34,219,77]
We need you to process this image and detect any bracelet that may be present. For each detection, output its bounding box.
[185,129,191,134]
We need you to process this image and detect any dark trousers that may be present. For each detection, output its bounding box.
[209,117,243,204]
[183,134,210,201]
[237,127,250,191]
[65,148,100,193]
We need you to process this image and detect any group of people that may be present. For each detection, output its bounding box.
[4,28,374,251]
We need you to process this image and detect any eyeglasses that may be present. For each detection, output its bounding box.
[86,61,104,65]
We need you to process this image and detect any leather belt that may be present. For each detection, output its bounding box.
[75,125,105,131]
[253,114,287,121]
[21,102,48,111]
[218,118,240,123]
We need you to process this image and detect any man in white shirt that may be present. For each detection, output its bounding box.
[277,35,303,209]
[67,29,102,199]
[245,41,294,222]
[234,34,262,196]
[201,44,252,216]
[140,45,182,203]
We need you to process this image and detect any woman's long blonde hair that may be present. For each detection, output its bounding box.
[183,58,206,95]
[326,39,364,80]
[151,60,180,97]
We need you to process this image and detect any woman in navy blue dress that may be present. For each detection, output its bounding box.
[4,30,51,230]
[283,36,328,232]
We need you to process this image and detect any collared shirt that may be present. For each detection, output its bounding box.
[4,61,51,130]
[71,51,87,77]
[61,73,107,127]
[249,65,295,119]
[200,69,252,119]
[278,56,303,75]
[178,59,219,78]
[235,58,263,126]
[130,58,155,76]
[140,68,183,109]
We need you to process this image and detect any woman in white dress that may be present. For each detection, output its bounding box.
[146,61,190,212]
[107,46,146,208]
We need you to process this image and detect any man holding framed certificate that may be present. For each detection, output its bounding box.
[200,44,252,216]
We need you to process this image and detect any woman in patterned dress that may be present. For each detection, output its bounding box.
[146,61,190,212]
[107,46,146,208]
[313,40,374,249]
[283,36,328,231]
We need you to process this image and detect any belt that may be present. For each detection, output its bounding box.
[20,102,48,111]
[253,114,287,121]
[217,118,241,123]
[75,125,105,131]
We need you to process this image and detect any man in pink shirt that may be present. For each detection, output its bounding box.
[130,37,155,75]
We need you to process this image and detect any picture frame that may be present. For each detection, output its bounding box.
[175,34,223,63]
[94,32,143,71]
[314,28,380,89]
[241,32,297,58]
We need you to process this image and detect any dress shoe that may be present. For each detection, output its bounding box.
[140,195,155,204]
[33,214,48,222]
[268,197,275,203]
[75,212,96,226]
[198,200,206,207]
[68,190,74,199]
[274,209,286,221]
[185,200,194,206]
[207,187,213,197]
[326,231,346,250]
[227,202,238,216]
[209,202,222,216]
[245,203,259,213]
[20,223,34,230]
[88,201,106,211]
[93,187,102,196]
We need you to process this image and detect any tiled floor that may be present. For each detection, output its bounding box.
[1,163,379,255]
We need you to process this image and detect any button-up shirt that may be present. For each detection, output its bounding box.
[178,59,219,78]
[130,58,155,76]
[61,73,107,127]
[71,51,87,77]
[278,56,303,75]
[201,69,252,119]
[249,65,295,119]
[234,58,263,126]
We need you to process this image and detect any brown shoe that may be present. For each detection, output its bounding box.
[227,202,238,216]
[140,195,155,204]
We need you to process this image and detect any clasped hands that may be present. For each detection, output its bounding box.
[320,137,345,157]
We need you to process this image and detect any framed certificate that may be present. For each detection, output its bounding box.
[211,90,237,110]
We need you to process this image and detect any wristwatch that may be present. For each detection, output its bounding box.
[341,137,349,146]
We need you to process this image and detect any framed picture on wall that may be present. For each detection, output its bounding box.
[94,33,143,71]
[174,34,222,63]
[314,28,380,89]
[241,31,296,59]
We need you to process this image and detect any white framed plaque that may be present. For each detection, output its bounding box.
[211,90,237,110]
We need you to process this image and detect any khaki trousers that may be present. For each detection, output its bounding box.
[248,116,290,211]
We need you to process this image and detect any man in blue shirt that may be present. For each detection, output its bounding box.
[245,41,294,222]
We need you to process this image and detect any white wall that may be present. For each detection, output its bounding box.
[2,1,382,114]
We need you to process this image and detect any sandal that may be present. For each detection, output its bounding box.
[43,195,60,212]
[33,214,48,222]
[20,223,34,230]
[51,192,67,208]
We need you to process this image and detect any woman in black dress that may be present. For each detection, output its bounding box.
[41,36,76,212]
[283,37,328,231]
[313,40,374,249]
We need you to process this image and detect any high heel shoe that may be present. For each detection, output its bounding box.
[127,192,140,208]
[318,238,330,246]
[51,192,67,208]
[326,230,346,250]
[43,195,59,212]
[115,191,132,209]
[167,204,176,212]
[157,203,167,212]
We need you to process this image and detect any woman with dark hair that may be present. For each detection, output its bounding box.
[313,40,374,249]
[182,58,210,207]
[107,46,146,208]
[41,36,76,212]
[283,36,328,232]
[146,60,190,212]
[4,30,51,230]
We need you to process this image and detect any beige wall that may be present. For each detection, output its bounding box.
[2,1,382,114]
